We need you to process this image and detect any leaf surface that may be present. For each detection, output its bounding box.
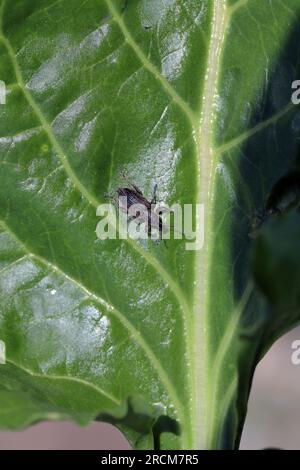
[0,0,300,449]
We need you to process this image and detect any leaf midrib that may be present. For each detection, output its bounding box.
[192,0,229,449]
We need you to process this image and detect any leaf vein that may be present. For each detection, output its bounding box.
[5,358,121,406]
[215,102,295,156]
[0,218,186,428]
[0,31,190,323]
[104,0,197,128]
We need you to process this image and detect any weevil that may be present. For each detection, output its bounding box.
[116,173,170,241]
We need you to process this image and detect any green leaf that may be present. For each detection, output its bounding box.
[252,210,300,347]
[1,0,300,450]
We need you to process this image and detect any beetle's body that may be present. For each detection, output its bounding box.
[117,184,164,239]
[117,187,151,211]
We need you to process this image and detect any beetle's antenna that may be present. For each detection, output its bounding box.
[119,170,134,184]
[118,170,143,195]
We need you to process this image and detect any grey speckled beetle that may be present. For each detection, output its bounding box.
[116,173,170,240]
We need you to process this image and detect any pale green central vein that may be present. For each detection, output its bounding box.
[194,0,229,450]
[6,358,121,406]
[0,218,186,442]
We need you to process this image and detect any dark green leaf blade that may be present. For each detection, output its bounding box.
[252,210,300,346]
[1,0,300,450]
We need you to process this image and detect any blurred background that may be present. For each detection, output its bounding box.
[0,326,299,450]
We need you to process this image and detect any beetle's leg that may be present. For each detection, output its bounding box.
[151,184,158,205]
[147,212,155,239]
[158,219,168,248]
[119,170,143,195]
[159,218,166,245]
